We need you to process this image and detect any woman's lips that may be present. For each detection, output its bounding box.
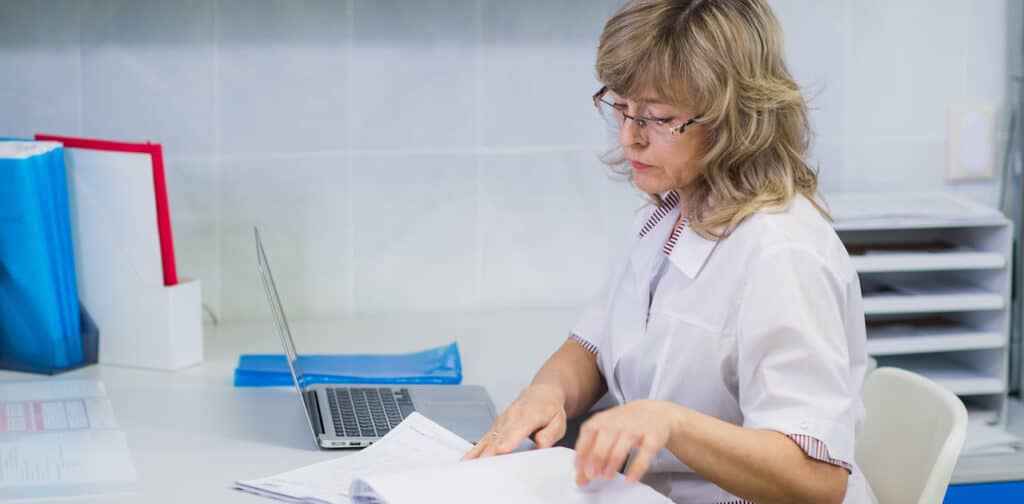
[631,160,653,170]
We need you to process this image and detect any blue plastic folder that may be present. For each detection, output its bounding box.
[233,342,463,387]
[0,141,88,373]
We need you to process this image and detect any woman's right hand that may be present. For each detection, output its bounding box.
[461,383,568,460]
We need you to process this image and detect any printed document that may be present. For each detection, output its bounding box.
[0,378,136,499]
[235,413,671,504]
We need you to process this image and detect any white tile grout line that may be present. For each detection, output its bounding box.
[170,144,609,162]
[347,0,356,317]
[961,0,970,104]
[213,0,223,323]
[475,0,485,305]
[840,0,853,190]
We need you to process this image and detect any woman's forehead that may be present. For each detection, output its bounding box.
[611,88,694,112]
[610,88,666,105]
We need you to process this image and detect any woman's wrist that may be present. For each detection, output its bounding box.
[659,399,691,447]
[528,382,569,410]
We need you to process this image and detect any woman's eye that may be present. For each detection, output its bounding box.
[653,117,674,125]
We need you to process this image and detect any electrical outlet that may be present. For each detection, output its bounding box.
[947,105,996,181]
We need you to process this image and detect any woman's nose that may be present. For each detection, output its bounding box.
[618,117,646,148]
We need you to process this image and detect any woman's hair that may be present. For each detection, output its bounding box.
[594,0,828,239]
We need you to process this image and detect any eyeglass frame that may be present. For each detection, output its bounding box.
[592,86,702,139]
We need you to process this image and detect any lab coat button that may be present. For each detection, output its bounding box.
[799,421,809,430]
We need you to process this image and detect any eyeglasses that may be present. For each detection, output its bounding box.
[593,86,702,142]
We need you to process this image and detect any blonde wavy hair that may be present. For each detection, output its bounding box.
[594,0,829,239]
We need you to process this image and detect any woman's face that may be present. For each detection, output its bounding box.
[610,91,707,195]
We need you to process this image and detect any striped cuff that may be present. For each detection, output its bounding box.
[785,433,854,474]
[569,333,598,355]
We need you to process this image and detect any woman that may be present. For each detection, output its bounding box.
[465,1,873,503]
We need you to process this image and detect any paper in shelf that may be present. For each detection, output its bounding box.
[233,342,462,387]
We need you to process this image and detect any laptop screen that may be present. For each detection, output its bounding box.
[254,228,319,436]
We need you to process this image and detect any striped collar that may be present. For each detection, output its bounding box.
[638,190,718,279]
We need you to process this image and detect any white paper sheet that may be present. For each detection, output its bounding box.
[0,378,136,500]
[236,413,671,504]
[350,447,673,504]
[234,412,472,504]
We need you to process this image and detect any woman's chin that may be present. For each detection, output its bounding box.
[632,172,671,195]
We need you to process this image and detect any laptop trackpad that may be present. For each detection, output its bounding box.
[415,402,494,443]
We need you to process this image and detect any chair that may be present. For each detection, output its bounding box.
[855,367,969,504]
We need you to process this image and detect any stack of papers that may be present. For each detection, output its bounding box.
[234,342,463,387]
[0,141,86,373]
[0,378,136,500]
[235,413,671,504]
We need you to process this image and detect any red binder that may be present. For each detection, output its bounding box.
[35,134,178,286]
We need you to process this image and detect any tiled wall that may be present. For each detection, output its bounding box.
[0,0,1014,321]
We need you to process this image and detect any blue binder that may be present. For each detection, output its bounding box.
[0,141,91,373]
[233,341,463,387]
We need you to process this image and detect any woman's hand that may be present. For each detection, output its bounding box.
[462,383,568,460]
[573,399,680,485]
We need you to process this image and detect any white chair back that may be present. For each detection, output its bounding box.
[855,367,968,504]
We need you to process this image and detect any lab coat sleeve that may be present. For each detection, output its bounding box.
[570,277,613,356]
[735,243,858,470]
[569,205,651,355]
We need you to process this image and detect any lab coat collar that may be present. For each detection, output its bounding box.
[666,223,719,279]
[635,189,720,280]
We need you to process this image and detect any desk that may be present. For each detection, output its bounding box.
[0,309,573,503]
[2,308,1023,502]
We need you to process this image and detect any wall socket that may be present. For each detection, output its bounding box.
[947,105,997,181]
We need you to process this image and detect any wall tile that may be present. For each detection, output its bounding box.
[349,153,478,312]
[164,158,220,317]
[478,0,622,148]
[966,0,1010,105]
[80,0,216,157]
[769,0,848,141]
[478,151,613,309]
[846,0,968,141]
[842,139,947,193]
[351,0,475,149]
[218,0,348,154]
[0,0,81,138]
[809,140,845,195]
[219,155,350,320]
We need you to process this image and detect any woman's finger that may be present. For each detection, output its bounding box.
[463,415,507,460]
[532,414,566,448]
[604,433,635,478]
[488,420,540,456]
[462,424,500,460]
[624,437,659,483]
[584,429,618,481]
[573,420,598,467]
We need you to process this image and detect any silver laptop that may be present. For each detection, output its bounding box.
[255,228,497,448]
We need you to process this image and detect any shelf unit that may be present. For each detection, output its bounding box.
[831,192,1013,429]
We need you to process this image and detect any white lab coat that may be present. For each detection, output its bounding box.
[572,194,875,503]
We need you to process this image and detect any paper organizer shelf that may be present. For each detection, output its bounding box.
[37,135,202,370]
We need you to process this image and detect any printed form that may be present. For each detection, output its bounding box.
[0,378,135,499]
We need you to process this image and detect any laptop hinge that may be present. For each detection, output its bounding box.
[304,389,326,436]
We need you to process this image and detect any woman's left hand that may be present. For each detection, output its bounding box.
[573,399,680,486]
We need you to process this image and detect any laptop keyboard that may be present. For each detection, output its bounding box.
[326,387,414,438]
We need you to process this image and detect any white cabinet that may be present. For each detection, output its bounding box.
[830,193,1013,431]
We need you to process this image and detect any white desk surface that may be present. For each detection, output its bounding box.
[2,308,1023,502]
[0,308,575,503]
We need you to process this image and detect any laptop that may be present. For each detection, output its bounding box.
[254,228,497,448]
